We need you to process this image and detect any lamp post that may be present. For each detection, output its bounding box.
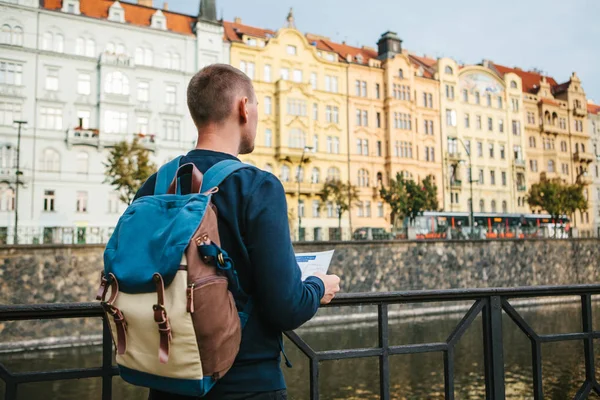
[296,146,313,241]
[454,137,475,234]
[12,120,27,245]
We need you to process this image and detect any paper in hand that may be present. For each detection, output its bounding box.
[295,250,335,281]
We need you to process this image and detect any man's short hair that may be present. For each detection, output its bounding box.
[187,64,255,128]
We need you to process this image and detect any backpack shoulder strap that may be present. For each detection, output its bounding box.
[154,156,182,195]
[200,159,251,193]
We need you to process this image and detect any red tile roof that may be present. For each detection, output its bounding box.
[492,63,558,94]
[42,0,196,35]
[588,103,600,115]
[307,35,377,65]
[408,54,436,78]
[223,20,276,43]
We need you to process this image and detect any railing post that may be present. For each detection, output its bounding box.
[5,382,17,400]
[378,303,390,400]
[309,359,319,400]
[102,316,113,400]
[482,296,505,399]
[581,295,596,383]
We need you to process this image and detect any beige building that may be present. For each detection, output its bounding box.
[492,65,594,236]
[588,102,600,237]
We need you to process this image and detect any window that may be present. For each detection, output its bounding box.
[490,170,496,185]
[165,85,176,105]
[488,117,493,131]
[263,64,271,82]
[479,169,484,185]
[333,106,339,123]
[135,47,153,66]
[511,98,519,112]
[45,69,59,91]
[529,137,536,148]
[104,110,127,133]
[464,114,470,128]
[326,202,334,218]
[375,83,380,99]
[489,143,494,158]
[491,200,497,213]
[288,128,306,149]
[510,80,518,89]
[376,112,381,128]
[239,61,255,80]
[163,52,180,70]
[287,45,297,55]
[548,160,555,173]
[309,72,317,89]
[312,103,318,121]
[427,93,433,108]
[362,110,368,127]
[40,107,63,130]
[137,82,149,102]
[560,141,568,152]
[355,80,361,96]
[499,119,504,133]
[398,69,404,79]
[358,169,369,187]
[77,73,91,95]
[361,81,367,97]
[264,129,272,147]
[500,145,505,159]
[575,120,583,132]
[43,190,56,212]
[477,142,483,158]
[293,69,303,83]
[77,110,90,129]
[76,37,86,55]
[559,118,567,130]
[562,163,569,175]
[76,191,88,213]
[486,93,492,107]
[0,62,23,85]
[445,66,453,74]
[163,119,180,141]
[445,84,454,100]
[501,171,507,186]
[287,99,306,116]
[356,110,361,126]
[136,116,148,134]
[462,89,468,102]
[0,102,22,126]
[377,202,384,217]
[327,167,340,181]
[1,24,23,46]
[530,160,538,172]
[512,120,521,135]
[446,109,456,126]
[264,96,272,115]
[498,97,503,109]
[296,166,305,183]
[475,92,480,105]
[104,71,129,95]
[311,168,320,184]
[41,148,60,172]
[377,141,382,157]
[312,200,320,218]
[365,201,372,218]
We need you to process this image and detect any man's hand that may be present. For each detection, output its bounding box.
[312,272,341,305]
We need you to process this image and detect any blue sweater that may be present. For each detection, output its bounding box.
[134,149,325,395]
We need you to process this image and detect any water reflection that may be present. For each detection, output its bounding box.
[1,301,599,399]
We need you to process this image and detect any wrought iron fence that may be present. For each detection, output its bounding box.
[2,285,600,399]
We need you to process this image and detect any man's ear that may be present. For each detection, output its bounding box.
[238,97,249,124]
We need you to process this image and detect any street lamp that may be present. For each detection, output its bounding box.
[297,146,313,241]
[13,120,27,245]
[453,137,475,235]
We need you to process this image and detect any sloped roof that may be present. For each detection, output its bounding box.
[492,63,559,94]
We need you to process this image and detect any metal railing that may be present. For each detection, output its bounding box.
[2,285,600,399]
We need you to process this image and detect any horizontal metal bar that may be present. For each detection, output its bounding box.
[389,342,448,355]
[539,332,591,343]
[324,284,600,307]
[316,347,383,361]
[11,366,119,384]
[0,302,104,321]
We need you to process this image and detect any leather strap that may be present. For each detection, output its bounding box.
[153,273,172,364]
[100,273,127,355]
[95,272,108,301]
[167,163,204,195]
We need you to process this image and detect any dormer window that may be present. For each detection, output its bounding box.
[445,66,453,75]
[151,10,167,30]
[62,0,80,14]
[356,54,363,64]
[108,1,125,23]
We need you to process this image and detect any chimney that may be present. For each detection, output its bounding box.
[138,0,153,7]
[163,2,168,10]
[234,17,242,24]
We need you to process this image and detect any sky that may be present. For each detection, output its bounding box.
[148,0,599,103]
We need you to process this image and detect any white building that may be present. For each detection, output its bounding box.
[0,0,228,244]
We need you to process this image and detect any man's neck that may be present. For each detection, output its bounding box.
[194,125,239,157]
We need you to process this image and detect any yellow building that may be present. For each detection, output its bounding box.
[224,16,349,241]
[492,64,595,236]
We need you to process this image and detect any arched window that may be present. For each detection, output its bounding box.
[377,172,383,186]
[491,200,497,213]
[327,167,340,182]
[0,185,15,211]
[479,199,485,212]
[76,152,89,174]
[358,169,369,187]
[135,46,153,66]
[311,167,320,184]
[42,148,60,172]
[552,112,558,125]
[104,71,130,95]
[106,41,115,53]
[54,33,64,53]
[398,69,404,79]
[12,26,23,46]
[502,200,507,213]
[295,166,304,182]
[445,66,453,75]
[76,37,85,55]
[263,163,273,174]
[0,25,10,44]
[86,38,96,57]
[163,51,181,70]
[545,111,551,124]
[280,165,290,182]
[510,80,517,89]
[42,32,53,50]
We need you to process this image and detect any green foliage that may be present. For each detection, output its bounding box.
[318,179,359,231]
[379,173,439,226]
[527,177,588,221]
[104,138,156,205]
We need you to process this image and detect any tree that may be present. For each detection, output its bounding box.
[527,177,587,237]
[318,179,359,239]
[104,138,156,205]
[379,173,439,227]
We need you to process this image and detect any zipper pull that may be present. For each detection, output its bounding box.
[186,283,195,313]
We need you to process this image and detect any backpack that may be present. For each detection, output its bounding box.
[96,157,253,397]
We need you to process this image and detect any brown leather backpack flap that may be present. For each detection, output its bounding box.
[186,204,220,283]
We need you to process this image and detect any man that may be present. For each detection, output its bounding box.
[136,64,341,399]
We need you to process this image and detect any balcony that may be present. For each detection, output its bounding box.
[573,107,587,117]
[0,83,25,98]
[517,185,527,192]
[65,128,101,148]
[282,181,322,195]
[450,179,462,189]
[99,52,134,68]
[573,151,594,164]
[514,159,526,170]
[0,167,17,184]
[577,174,593,186]
[447,151,462,162]
[134,133,157,151]
[540,121,560,135]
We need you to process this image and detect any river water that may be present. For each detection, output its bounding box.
[1,300,600,399]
